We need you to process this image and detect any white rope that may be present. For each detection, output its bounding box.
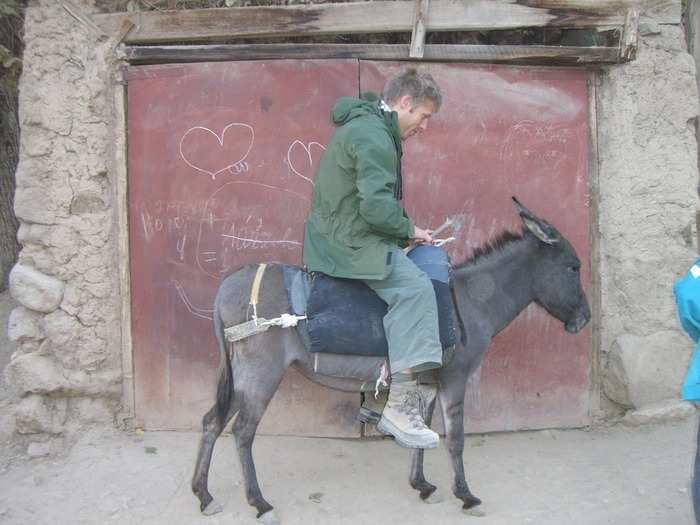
[258,313,307,328]
[374,361,390,399]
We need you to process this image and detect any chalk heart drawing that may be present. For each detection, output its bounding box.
[287,140,326,184]
[179,122,255,180]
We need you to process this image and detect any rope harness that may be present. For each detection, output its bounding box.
[224,264,306,343]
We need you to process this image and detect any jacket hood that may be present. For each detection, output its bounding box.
[329,92,404,200]
[331,92,383,126]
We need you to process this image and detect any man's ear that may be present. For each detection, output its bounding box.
[398,94,413,110]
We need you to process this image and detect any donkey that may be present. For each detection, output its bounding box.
[191,198,591,524]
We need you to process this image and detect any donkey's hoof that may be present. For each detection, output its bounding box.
[258,509,280,525]
[462,506,486,517]
[423,489,444,504]
[202,500,224,516]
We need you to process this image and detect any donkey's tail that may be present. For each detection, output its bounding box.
[213,306,234,426]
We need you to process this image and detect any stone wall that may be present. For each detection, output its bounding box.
[3,0,123,455]
[3,1,699,451]
[597,24,700,419]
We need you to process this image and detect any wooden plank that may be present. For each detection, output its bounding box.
[114,18,136,47]
[114,69,136,430]
[620,8,640,61]
[92,0,679,45]
[123,43,620,66]
[588,75,602,418]
[409,0,430,59]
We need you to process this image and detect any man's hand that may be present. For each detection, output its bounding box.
[412,226,434,245]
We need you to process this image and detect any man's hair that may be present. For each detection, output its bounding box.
[382,68,442,111]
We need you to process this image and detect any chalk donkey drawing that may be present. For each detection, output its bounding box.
[191,197,591,524]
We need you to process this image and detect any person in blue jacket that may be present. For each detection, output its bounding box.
[674,257,700,524]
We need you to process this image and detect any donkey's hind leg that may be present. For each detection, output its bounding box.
[192,401,238,515]
[232,340,288,524]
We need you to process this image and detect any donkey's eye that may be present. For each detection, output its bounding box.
[569,266,580,273]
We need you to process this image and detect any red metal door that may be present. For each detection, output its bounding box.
[128,59,592,434]
[360,62,592,432]
[127,60,362,434]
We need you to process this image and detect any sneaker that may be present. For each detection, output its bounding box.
[377,381,439,449]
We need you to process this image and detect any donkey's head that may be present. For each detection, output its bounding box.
[513,197,591,333]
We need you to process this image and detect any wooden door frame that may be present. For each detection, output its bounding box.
[102,0,636,429]
[114,69,136,428]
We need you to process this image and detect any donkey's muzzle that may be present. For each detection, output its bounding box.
[565,299,591,334]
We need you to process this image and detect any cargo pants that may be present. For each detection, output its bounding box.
[364,246,443,375]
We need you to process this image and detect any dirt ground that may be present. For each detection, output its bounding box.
[0,418,696,525]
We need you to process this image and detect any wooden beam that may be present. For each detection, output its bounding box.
[93,0,680,45]
[113,68,136,430]
[620,8,640,61]
[409,0,430,59]
[587,74,603,418]
[122,43,620,66]
[114,18,136,47]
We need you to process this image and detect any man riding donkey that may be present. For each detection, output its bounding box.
[303,68,445,449]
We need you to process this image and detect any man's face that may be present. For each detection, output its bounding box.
[392,95,436,141]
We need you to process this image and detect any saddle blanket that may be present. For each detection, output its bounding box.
[283,245,457,357]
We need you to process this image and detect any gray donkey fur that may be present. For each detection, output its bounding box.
[191,198,591,524]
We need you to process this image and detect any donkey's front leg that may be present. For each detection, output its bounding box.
[438,372,482,511]
[409,387,442,503]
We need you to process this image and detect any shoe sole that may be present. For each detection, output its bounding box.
[377,418,439,449]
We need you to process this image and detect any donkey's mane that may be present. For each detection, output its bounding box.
[453,229,525,269]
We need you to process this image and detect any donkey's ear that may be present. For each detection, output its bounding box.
[512,196,560,245]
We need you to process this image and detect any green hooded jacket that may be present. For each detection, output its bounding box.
[303,93,414,280]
